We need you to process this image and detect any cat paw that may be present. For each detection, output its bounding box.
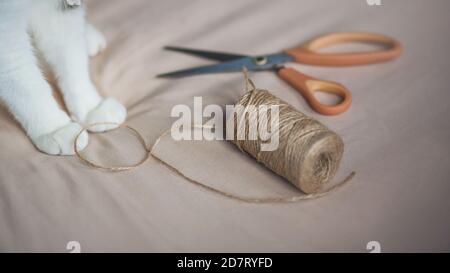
[33,122,88,156]
[86,23,107,57]
[83,98,127,133]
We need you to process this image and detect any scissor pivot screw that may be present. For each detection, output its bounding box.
[253,56,268,66]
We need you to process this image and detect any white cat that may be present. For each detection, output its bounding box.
[0,0,127,155]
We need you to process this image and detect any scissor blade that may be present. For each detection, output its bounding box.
[157,63,246,78]
[157,53,294,78]
[164,46,248,62]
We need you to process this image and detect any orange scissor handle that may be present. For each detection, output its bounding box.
[284,32,403,66]
[278,67,352,116]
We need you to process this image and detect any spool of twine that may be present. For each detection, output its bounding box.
[228,75,344,194]
[74,72,353,203]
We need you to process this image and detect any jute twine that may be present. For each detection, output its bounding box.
[230,73,347,194]
[74,73,354,203]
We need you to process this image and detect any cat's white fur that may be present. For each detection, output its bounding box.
[0,0,126,155]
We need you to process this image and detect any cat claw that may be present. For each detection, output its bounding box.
[33,122,88,156]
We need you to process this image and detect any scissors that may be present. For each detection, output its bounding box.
[158,32,402,115]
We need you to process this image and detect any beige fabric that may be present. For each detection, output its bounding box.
[1,0,449,252]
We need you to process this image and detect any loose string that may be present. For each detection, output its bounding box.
[73,122,151,171]
[74,122,354,203]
